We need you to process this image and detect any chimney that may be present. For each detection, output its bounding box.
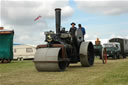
[55,8,61,34]
[0,27,4,30]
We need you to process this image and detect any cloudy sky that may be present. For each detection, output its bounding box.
[0,0,128,45]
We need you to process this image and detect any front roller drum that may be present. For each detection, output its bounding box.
[34,48,67,71]
[79,42,95,67]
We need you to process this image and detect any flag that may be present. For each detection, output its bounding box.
[34,16,42,21]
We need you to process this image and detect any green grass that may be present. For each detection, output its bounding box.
[0,58,128,85]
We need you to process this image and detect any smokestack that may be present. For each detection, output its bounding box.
[55,8,61,34]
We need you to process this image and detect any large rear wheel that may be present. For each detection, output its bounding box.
[79,42,95,67]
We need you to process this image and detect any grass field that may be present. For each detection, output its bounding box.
[0,58,128,85]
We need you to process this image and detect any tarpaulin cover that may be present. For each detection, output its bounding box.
[0,32,14,59]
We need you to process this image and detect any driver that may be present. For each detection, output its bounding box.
[69,22,77,38]
[69,22,78,48]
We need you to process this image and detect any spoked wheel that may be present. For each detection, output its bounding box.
[79,42,95,67]
[3,59,8,63]
[0,59,11,63]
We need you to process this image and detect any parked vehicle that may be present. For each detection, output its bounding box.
[109,38,128,58]
[13,44,36,61]
[0,27,14,63]
[103,42,121,59]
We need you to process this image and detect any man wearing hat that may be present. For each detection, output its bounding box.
[69,22,77,38]
[69,22,78,50]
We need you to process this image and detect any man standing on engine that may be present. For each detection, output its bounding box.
[69,22,78,49]
[78,24,86,39]
[69,22,77,38]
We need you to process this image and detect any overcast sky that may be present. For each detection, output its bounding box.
[0,0,128,45]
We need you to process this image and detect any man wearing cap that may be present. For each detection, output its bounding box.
[78,24,86,39]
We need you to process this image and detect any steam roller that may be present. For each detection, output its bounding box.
[34,8,95,71]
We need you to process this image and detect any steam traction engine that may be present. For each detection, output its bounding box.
[34,8,95,71]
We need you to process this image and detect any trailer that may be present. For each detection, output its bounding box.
[0,27,14,63]
[109,38,128,58]
[13,44,36,61]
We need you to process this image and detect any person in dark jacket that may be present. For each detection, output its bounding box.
[69,22,78,57]
[69,22,77,38]
[69,22,78,48]
[78,24,86,39]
